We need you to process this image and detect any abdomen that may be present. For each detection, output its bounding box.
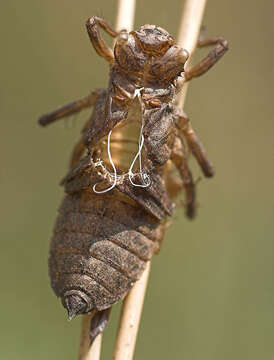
[49,190,163,315]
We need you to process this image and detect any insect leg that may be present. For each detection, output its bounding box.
[174,108,214,177]
[170,136,197,219]
[184,37,228,81]
[89,308,112,345]
[86,16,119,63]
[38,90,102,127]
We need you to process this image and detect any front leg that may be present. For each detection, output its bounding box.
[86,16,119,63]
[174,108,214,177]
[185,37,228,81]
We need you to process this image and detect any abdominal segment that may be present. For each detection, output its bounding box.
[49,191,162,311]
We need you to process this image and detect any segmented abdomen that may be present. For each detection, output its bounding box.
[49,190,162,311]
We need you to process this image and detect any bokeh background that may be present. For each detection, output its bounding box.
[1,0,274,359]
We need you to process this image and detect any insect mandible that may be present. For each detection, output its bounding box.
[39,16,228,341]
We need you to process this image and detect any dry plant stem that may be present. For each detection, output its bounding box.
[78,1,136,360]
[78,313,102,360]
[113,262,151,360]
[177,0,208,107]
[113,1,153,359]
[113,1,208,360]
[115,0,136,32]
[78,1,206,359]
[112,0,136,158]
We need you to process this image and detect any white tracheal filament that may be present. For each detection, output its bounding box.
[93,87,151,194]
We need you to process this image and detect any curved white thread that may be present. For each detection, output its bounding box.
[93,130,118,194]
[93,86,151,194]
[134,87,143,98]
[128,134,151,188]
[128,87,151,187]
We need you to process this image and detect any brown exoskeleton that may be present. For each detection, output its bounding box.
[39,16,228,342]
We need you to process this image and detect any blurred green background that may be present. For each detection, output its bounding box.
[1,0,274,359]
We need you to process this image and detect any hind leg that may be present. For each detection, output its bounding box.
[170,136,197,219]
[173,108,214,178]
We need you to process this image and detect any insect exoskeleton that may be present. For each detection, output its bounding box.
[49,190,167,318]
[39,15,228,334]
